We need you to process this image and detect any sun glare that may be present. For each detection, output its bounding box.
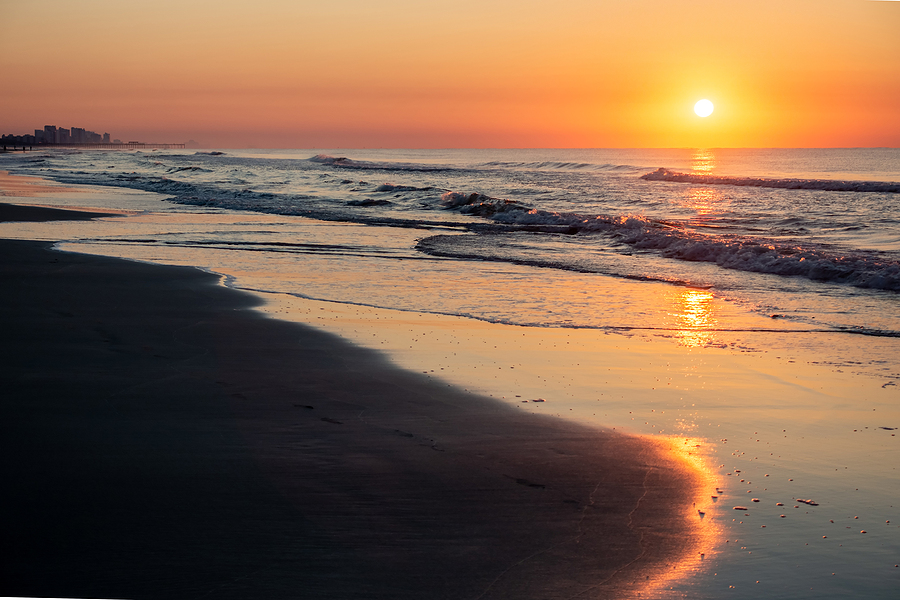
[694,99,714,118]
[668,288,718,347]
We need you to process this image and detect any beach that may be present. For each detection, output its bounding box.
[0,150,897,599]
[0,202,702,599]
[3,0,898,595]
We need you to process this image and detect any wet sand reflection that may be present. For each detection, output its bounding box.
[628,434,723,599]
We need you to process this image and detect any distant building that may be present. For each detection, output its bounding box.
[2,124,184,148]
[2,132,37,147]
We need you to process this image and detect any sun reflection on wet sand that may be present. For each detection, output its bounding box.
[625,434,722,599]
[668,288,719,347]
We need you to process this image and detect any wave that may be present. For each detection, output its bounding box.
[42,170,482,232]
[346,198,392,207]
[440,191,530,217]
[431,190,900,291]
[622,227,900,291]
[37,165,900,292]
[310,154,452,172]
[480,160,643,173]
[311,154,644,175]
[641,168,900,193]
[49,172,305,208]
[166,166,211,174]
[374,183,435,193]
[416,233,701,288]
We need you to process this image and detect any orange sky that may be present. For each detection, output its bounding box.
[2,0,898,148]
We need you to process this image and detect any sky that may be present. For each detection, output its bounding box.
[1,0,899,148]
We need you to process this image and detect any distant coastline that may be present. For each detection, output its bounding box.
[1,141,186,152]
[1,124,185,151]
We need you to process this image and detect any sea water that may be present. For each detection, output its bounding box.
[1,147,898,598]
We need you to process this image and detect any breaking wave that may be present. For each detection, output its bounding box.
[641,168,900,193]
[429,190,900,291]
[479,160,644,173]
[374,183,434,193]
[32,158,900,292]
[311,154,645,175]
[166,166,211,174]
[310,154,452,172]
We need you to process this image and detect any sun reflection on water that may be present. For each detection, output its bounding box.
[684,187,720,218]
[691,148,717,174]
[668,288,718,348]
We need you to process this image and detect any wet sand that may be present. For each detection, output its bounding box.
[0,169,85,197]
[0,202,117,222]
[0,206,702,599]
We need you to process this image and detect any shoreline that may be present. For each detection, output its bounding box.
[0,220,705,598]
[2,157,897,597]
[0,169,88,197]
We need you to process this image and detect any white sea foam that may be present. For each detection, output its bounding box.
[32,155,900,292]
[420,209,900,292]
[4,147,898,340]
[311,154,451,172]
[641,168,900,193]
[480,160,644,173]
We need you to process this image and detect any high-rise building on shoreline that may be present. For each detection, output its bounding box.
[6,124,112,146]
[2,125,184,149]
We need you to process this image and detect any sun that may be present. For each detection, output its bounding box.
[694,99,714,118]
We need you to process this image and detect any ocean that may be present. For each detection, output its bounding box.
[1,147,898,598]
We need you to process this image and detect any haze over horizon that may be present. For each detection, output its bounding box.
[2,0,898,149]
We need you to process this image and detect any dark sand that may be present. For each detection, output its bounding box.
[0,211,701,599]
[0,202,116,222]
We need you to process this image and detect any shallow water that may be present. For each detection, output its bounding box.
[0,148,897,598]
